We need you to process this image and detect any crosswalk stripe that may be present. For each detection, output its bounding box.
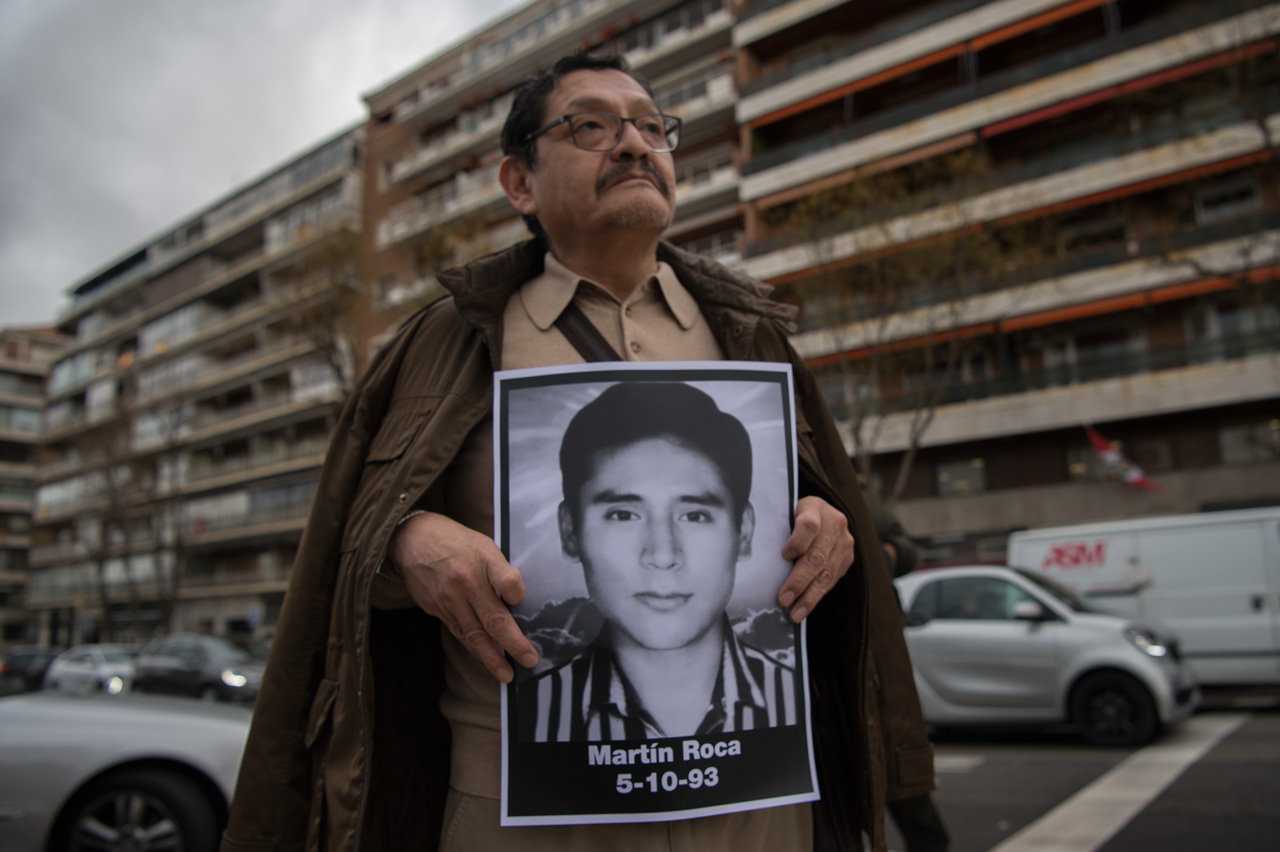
[985,713,1249,852]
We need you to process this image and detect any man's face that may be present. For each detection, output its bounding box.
[559,437,754,653]
[502,69,677,246]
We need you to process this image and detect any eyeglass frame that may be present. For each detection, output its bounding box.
[520,111,683,153]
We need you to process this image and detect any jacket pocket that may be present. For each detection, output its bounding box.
[366,399,433,462]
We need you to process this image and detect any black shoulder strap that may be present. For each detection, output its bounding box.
[554,301,622,362]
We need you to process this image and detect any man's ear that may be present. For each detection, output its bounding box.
[558,501,580,560]
[499,155,538,217]
[737,502,755,559]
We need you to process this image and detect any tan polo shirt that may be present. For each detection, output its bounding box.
[438,252,724,798]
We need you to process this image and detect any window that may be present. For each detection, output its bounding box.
[912,576,1038,622]
[1194,176,1261,225]
[1220,419,1280,466]
[936,457,985,497]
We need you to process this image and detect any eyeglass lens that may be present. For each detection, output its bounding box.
[569,112,678,152]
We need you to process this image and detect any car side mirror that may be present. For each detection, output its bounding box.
[1013,600,1050,621]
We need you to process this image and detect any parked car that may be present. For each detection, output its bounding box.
[0,646,63,694]
[42,644,137,695]
[131,633,265,703]
[895,565,1200,747]
[0,691,250,852]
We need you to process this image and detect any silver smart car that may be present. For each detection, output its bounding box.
[895,565,1200,747]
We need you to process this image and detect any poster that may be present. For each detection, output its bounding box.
[495,361,819,826]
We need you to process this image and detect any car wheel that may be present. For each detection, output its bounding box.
[1071,671,1159,748]
[198,685,221,703]
[56,768,220,852]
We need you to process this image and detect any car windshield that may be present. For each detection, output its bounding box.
[204,638,254,664]
[101,650,136,664]
[1015,568,1098,613]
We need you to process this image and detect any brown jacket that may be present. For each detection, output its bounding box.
[220,240,934,852]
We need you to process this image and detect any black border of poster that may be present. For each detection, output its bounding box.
[495,361,819,826]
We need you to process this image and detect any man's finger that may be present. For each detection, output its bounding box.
[778,497,853,620]
[471,585,539,670]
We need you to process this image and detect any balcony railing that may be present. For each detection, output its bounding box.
[185,439,328,486]
[393,0,614,125]
[791,208,1280,335]
[185,497,313,538]
[389,95,513,185]
[183,561,290,591]
[376,163,504,248]
[739,0,987,94]
[824,331,1280,422]
[741,0,1266,177]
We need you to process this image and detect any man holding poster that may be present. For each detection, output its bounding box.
[223,51,935,852]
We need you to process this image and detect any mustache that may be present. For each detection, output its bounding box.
[595,161,670,198]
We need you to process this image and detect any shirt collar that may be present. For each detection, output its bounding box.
[582,620,771,738]
[521,251,703,332]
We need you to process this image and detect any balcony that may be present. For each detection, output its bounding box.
[618,3,733,80]
[833,343,1280,456]
[745,113,1280,283]
[136,336,316,407]
[202,137,356,246]
[182,560,290,594]
[376,163,506,249]
[28,541,89,568]
[186,390,343,446]
[391,0,667,128]
[185,497,312,546]
[454,218,532,266]
[184,439,328,493]
[673,146,738,219]
[389,95,513,186]
[658,68,736,149]
[737,0,1033,109]
[740,2,1280,201]
[790,222,1280,361]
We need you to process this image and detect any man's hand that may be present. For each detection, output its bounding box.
[390,511,539,682]
[779,496,855,622]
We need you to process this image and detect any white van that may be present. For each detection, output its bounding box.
[1006,508,1280,686]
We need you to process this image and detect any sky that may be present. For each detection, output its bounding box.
[0,0,528,329]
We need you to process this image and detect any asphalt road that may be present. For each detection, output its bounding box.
[888,690,1280,852]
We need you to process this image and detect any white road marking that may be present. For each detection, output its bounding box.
[936,754,986,773]
[985,713,1249,852]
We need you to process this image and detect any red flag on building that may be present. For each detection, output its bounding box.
[1085,425,1160,490]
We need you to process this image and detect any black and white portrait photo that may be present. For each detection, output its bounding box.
[495,362,819,826]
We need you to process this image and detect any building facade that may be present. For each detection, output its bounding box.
[0,327,67,646]
[27,0,1280,643]
[30,129,365,645]
[731,0,1280,563]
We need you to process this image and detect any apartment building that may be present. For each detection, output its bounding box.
[732,0,1280,563]
[0,327,67,646]
[30,128,365,645]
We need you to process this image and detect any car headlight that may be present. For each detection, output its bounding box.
[1124,626,1168,658]
[221,669,249,688]
[106,676,125,695]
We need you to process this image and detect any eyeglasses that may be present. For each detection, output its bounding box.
[522,111,682,153]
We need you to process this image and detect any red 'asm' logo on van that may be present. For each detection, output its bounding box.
[1041,541,1106,569]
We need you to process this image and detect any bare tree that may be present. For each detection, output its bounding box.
[766,149,1050,503]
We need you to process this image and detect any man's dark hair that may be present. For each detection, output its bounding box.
[500,52,655,243]
[559,382,753,527]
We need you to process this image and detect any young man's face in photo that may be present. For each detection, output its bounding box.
[559,436,754,653]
